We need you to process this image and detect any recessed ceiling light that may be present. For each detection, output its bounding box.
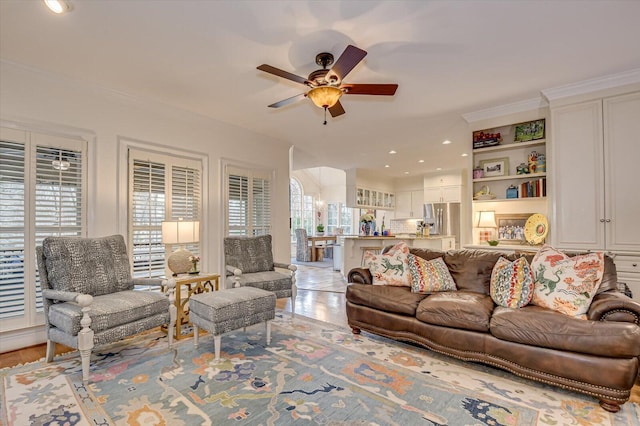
[461,153,468,157]
[436,167,442,171]
[418,160,424,163]
[44,0,72,14]
[388,150,397,154]
[442,140,452,145]
[404,171,410,175]
[384,164,390,168]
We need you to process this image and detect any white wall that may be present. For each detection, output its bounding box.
[0,60,293,350]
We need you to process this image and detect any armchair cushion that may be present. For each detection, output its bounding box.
[48,290,170,335]
[234,270,292,299]
[42,235,133,296]
[224,235,274,273]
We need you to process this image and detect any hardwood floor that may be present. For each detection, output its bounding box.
[2,263,638,405]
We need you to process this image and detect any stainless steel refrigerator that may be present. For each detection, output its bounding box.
[423,202,461,247]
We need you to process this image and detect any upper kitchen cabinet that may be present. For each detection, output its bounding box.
[550,91,640,252]
[394,189,424,219]
[345,168,395,210]
[424,172,463,203]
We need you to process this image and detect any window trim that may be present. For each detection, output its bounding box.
[221,158,275,238]
[0,124,89,333]
[118,137,209,272]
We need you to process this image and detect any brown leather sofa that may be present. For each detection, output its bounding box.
[346,248,640,412]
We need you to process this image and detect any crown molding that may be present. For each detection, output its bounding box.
[462,97,548,123]
[541,68,640,103]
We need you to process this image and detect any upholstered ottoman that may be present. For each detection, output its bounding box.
[190,286,276,360]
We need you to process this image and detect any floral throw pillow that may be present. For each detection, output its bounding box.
[364,242,411,287]
[530,245,604,318]
[408,254,457,293]
[490,256,534,308]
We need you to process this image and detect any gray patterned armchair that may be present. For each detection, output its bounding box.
[36,234,177,383]
[224,235,296,316]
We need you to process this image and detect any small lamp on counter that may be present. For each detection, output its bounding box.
[162,219,200,276]
[476,211,498,245]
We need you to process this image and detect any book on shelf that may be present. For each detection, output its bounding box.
[519,177,546,198]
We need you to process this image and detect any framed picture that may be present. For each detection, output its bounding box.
[479,157,509,177]
[514,119,545,142]
[495,213,530,245]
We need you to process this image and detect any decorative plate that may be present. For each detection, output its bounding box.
[524,213,548,245]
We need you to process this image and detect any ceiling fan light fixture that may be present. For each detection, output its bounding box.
[307,86,343,109]
[44,0,72,14]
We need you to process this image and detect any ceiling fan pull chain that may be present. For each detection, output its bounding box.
[323,107,328,125]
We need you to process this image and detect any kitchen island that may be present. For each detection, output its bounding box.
[340,235,455,277]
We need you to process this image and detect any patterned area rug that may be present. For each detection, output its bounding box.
[2,312,639,425]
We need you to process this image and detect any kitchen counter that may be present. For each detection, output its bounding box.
[340,235,456,278]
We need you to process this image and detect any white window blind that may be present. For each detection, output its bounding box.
[226,166,272,236]
[129,149,202,278]
[0,127,86,330]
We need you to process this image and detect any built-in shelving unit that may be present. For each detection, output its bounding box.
[472,126,547,202]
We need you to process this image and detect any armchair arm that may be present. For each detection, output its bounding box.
[348,267,373,284]
[274,261,296,272]
[132,277,166,287]
[42,288,84,303]
[226,265,242,276]
[587,291,640,324]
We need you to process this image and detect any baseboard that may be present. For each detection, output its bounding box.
[0,325,46,353]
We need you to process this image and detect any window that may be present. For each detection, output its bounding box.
[289,178,314,241]
[327,202,353,235]
[129,149,201,279]
[226,165,272,236]
[0,127,86,331]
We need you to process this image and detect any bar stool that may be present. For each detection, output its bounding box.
[361,246,382,266]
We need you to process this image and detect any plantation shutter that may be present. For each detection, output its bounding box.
[0,127,86,330]
[129,149,202,278]
[226,166,272,236]
[171,165,201,256]
[0,138,26,320]
[252,175,271,236]
[130,159,166,278]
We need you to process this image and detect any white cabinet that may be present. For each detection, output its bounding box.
[395,190,423,218]
[347,186,395,210]
[615,254,640,302]
[424,173,462,203]
[551,91,640,252]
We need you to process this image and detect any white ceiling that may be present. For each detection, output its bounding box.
[2,0,640,178]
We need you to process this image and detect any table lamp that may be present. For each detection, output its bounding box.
[476,211,497,244]
[162,220,200,276]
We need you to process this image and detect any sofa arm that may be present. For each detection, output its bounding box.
[587,291,640,324]
[348,267,373,284]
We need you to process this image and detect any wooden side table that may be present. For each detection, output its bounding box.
[165,272,220,340]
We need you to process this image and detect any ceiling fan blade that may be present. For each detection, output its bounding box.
[328,101,345,117]
[341,83,398,96]
[326,45,367,82]
[268,93,307,108]
[257,64,311,86]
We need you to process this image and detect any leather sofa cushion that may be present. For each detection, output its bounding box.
[490,305,640,358]
[443,250,517,294]
[416,291,495,332]
[346,284,428,316]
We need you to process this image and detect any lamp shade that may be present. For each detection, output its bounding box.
[476,211,497,228]
[307,86,343,108]
[162,220,200,245]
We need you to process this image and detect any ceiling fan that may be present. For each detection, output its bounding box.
[257,45,398,124]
